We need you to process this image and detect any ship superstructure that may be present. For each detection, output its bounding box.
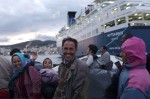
[56,0,150,56]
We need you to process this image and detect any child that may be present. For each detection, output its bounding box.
[39,58,59,99]
[42,58,53,69]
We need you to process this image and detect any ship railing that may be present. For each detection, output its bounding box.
[135,6,150,11]
[70,1,115,29]
[129,21,150,26]
[81,1,114,21]
[103,23,127,33]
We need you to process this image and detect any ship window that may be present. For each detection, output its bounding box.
[105,20,115,28]
[99,17,102,21]
[104,13,108,19]
[87,32,91,38]
[116,17,126,25]
[130,23,145,26]
[92,30,95,35]
[144,13,150,20]
[100,1,114,8]
[92,29,97,35]
[111,7,119,14]
[96,28,98,34]
[120,3,137,10]
[101,25,105,30]
[128,13,143,22]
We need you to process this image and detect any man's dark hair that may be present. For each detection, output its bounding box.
[43,58,52,66]
[24,53,30,59]
[88,44,98,54]
[102,46,107,50]
[10,48,21,56]
[62,37,78,49]
[121,33,133,45]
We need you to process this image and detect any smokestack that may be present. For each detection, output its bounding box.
[67,11,76,27]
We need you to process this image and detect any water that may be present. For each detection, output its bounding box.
[4,54,62,65]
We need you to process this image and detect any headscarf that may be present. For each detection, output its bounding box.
[121,37,146,68]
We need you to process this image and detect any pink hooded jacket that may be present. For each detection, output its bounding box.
[118,37,150,99]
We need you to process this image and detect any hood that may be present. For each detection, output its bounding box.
[121,37,146,67]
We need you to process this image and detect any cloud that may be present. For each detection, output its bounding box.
[34,34,56,41]
[0,36,9,42]
[0,0,93,45]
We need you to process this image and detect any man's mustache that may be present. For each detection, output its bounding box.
[63,53,74,56]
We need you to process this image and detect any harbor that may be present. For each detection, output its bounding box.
[0,0,150,99]
[4,53,62,66]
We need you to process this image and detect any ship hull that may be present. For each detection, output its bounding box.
[57,26,150,57]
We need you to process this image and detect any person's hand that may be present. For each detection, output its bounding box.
[31,52,38,61]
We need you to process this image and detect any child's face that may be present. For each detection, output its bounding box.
[43,59,52,69]
[12,56,21,69]
[87,47,92,55]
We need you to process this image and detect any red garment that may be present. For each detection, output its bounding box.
[13,66,41,99]
[0,89,9,98]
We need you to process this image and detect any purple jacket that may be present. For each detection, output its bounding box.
[13,66,41,99]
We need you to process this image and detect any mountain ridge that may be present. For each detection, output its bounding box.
[0,40,56,50]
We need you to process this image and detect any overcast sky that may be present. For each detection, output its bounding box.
[0,0,93,45]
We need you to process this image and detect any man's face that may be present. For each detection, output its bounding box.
[100,47,105,53]
[121,51,128,64]
[62,41,77,61]
[87,47,91,55]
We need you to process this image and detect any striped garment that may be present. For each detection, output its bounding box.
[0,55,13,89]
[0,55,13,98]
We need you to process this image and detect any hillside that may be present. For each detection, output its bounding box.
[0,40,56,50]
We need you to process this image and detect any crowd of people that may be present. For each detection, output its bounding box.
[0,34,150,99]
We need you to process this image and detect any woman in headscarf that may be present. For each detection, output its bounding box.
[9,53,41,99]
[118,37,150,99]
[0,56,13,98]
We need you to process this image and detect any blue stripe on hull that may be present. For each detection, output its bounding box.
[57,26,150,57]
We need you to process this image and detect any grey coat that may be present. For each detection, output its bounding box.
[53,58,89,99]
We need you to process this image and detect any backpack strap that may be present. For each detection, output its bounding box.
[90,59,101,69]
[95,59,101,68]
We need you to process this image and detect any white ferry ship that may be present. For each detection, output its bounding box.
[56,0,150,56]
